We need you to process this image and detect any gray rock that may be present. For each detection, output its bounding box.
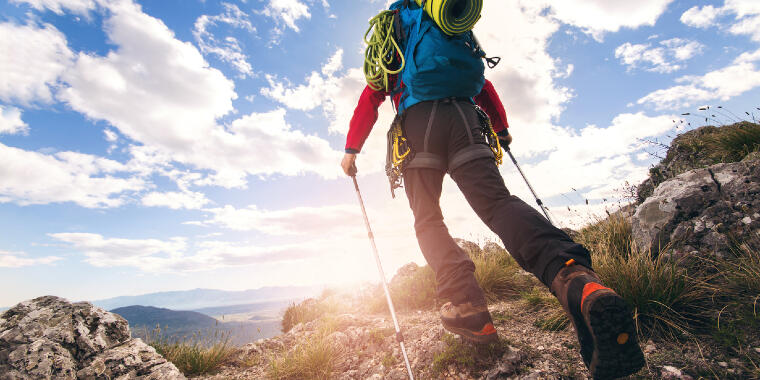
[632,159,760,258]
[0,296,184,380]
[485,349,524,379]
[661,365,694,380]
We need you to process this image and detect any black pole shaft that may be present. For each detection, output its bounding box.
[505,148,555,226]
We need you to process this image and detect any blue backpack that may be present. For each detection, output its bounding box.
[390,1,485,113]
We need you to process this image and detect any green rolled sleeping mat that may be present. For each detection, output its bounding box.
[415,0,483,35]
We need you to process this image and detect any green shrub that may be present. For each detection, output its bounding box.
[720,242,760,300]
[578,215,711,338]
[706,122,760,162]
[704,242,760,350]
[576,213,633,258]
[594,246,710,338]
[281,299,340,333]
[473,254,521,302]
[368,265,437,313]
[267,334,337,380]
[146,326,233,376]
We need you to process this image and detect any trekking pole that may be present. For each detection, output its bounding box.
[504,147,555,226]
[351,175,415,380]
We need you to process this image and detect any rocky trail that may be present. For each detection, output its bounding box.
[197,289,738,380]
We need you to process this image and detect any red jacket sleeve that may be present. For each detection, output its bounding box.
[474,79,509,133]
[345,85,388,153]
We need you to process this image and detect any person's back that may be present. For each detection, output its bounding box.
[342,2,646,378]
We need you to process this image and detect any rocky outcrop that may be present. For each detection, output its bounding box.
[636,125,727,203]
[0,296,184,380]
[632,158,760,258]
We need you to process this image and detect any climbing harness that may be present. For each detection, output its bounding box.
[504,148,555,225]
[364,10,405,92]
[351,175,415,380]
[384,99,502,196]
[385,115,410,198]
[414,0,482,36]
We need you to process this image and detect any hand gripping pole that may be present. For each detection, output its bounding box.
[504,148,555,226]
[351,176,415,380]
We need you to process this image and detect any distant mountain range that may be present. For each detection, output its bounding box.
[112,304,283,345]
[112,305,217,330]
[0,307,8,313]
[93,285,323,311]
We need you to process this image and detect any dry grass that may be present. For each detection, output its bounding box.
[520,287,569,332]
[577,214,711,338]
[267,317,343,380]
[267,334,337,380]
[473,247,531,302]
[281,298,341,333]
[146,326,234,376]
[705,122,760,162]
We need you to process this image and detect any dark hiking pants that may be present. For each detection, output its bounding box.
[400,99,592,307]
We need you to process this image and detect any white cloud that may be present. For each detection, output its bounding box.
[197,203,361,235]
[10,0,95,15]
[261,49,343,111]
[260,0,310,36]
[681,1,760,42]
[50,233,189,272]
[0,250,62,268]
[48,232,364,273]
[0,142,145,207]
[509,112,675,201]
[615,38,704,73]
[662,38,705,61]
[543,0,675,41]
[57,0,340,185]
[261,48,390,173]
[473,1,573,156]
[680,5,723,28]
[0,22,73,104]
[193,2,255,77]
[142,191,210,210]
[0,106,29,135]
[638,51,760,110]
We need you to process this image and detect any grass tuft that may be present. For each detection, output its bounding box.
[705,122,760,162]
[281,299,340,333]
[520,287,570,332]
[368,264,437,313]
[473,251,525,302]
[146,326,234,377]
[576,213,633,258]
[432,333,513,376]
[577,215,711,338]
[267,333,338,380]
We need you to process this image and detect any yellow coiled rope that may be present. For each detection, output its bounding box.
[364,11,405,92]
[416,0,482,36]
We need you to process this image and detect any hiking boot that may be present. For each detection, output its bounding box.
[550,261,645,379]
[439,301,498,344]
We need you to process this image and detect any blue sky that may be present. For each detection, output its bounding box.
[1,0,759,307]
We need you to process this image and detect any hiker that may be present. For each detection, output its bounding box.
[341,1,645,378]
